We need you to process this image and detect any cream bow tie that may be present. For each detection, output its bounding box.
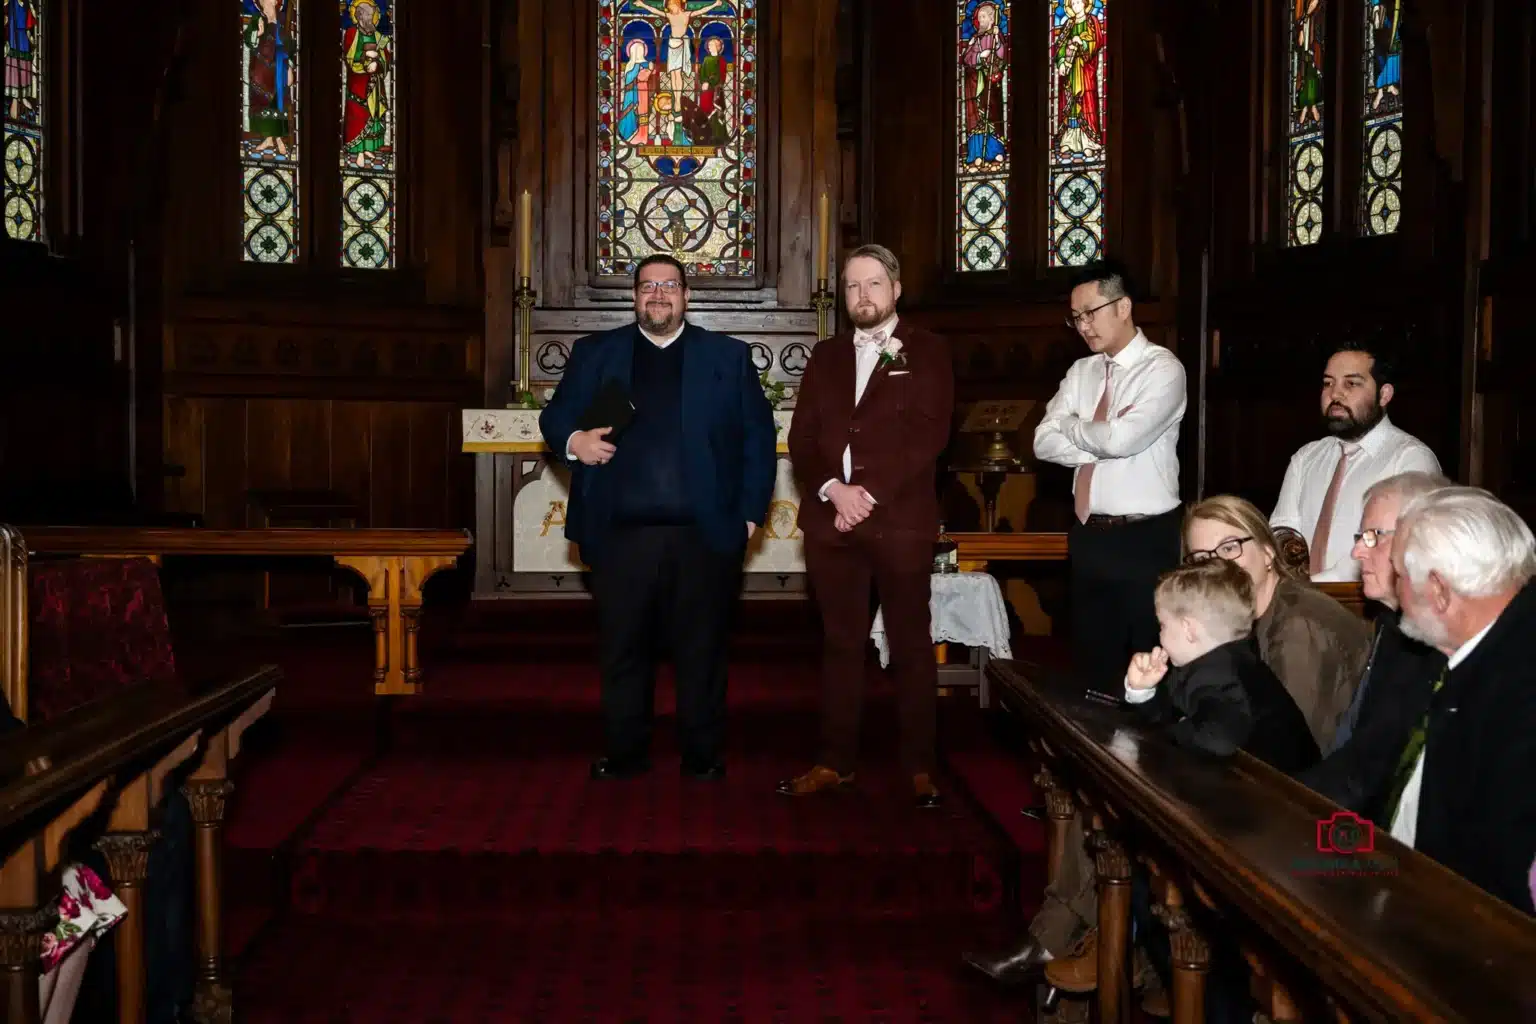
[854,330,887,350]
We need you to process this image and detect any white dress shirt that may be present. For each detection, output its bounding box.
[1033,330,1186,516]
[564,322,683,459]
[1388,618,1495,848]
[818,314,896,503]
[1269,416,1441,582]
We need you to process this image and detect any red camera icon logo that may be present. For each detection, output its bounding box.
[1316,810,1376,855]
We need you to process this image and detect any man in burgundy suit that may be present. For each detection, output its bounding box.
[779,244,955,808]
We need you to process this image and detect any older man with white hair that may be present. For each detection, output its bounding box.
[1386,486,1536,914]
[1297,471,1447,811]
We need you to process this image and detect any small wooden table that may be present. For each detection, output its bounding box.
[21,528,471,695]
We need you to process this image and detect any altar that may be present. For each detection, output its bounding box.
[464,407,808,596]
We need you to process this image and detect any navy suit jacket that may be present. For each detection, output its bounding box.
[538,321,778,567]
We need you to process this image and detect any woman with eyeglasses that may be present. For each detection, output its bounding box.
[1183,494,1372,753]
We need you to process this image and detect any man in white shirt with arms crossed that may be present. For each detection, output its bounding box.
[1034,259,1187,694]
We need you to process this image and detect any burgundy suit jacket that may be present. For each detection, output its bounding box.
[788,322,955,542]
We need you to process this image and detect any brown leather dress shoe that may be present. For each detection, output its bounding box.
[775,765,854,797]
[913,773,943,809]
[1043,930,1097,993]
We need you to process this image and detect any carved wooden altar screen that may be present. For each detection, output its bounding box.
[474,0,838,597]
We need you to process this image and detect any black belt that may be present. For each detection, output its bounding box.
[1084,513,1150,527]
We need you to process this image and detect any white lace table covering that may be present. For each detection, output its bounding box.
[870,571,1013,668]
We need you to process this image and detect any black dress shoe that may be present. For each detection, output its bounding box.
[589,757,650,780]
[961,940,1053,985]
[1020,804,1046,820]
[680,760,726,781]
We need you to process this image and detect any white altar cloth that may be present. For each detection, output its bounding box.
[870,572,1013,668]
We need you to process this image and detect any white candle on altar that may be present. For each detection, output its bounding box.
[817,192,830,284]
[519,190,532,281]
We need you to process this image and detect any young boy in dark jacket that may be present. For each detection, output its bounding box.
[1124,559,1320,774]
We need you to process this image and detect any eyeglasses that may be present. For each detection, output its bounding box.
[1353,528,1394,548]
[1185,536,1254,563]
[1065,298,1120,330]
[637,280,683,294]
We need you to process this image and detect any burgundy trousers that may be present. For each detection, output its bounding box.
[804,529,936,776]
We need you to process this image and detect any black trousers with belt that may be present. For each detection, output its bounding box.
[590,523,743,768]
[1067,507,1183,694]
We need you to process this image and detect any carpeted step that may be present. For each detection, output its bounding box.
[236,909,1028,1023]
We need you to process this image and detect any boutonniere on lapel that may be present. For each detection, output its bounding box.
[876,335,907,370]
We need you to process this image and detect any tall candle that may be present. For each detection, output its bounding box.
[519,190,532,281]
[817,192,830,284]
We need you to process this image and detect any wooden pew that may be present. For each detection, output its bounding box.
[990,660,1536,1023]
[21,527,471,695]
[0,669,278,1024]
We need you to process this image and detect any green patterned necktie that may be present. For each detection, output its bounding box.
[1379,665,1448,826]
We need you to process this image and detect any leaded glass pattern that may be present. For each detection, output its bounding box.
[1360,0,1402,236]
[241,0,301,263]
[340,0,395,269]
[3,0,45,242]
[1047,0,1108,268]
[956,1,1010,273]
[595,1,758,279]
[1287,0,1326,246]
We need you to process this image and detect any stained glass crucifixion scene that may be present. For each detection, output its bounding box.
[596,0,758,279]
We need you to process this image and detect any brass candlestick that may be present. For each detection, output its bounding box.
[514,275,537,404]
[811,278,835,340]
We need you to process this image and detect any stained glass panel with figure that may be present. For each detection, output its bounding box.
[596,1,757,279]
[3,0,45,242]
[1046,0,1108,268]
[956,1,1010,273]
[240,0,301,263]
[1360,0,1402,236]
[1287,0,1326,246]
[340,0,396,269]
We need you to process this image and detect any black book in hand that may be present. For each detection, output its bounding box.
[577,377,635,441]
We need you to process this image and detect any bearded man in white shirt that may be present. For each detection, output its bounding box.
[1033,259,1187,694]
[1270,343,1441,582]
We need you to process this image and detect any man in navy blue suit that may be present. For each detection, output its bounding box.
[539,254,778,781]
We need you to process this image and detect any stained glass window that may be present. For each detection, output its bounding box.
[595,1,758,279]
[1286,0,1326,246]
[340,0,396,269]
[956,2,1010,273]
[1360,0,1402,236]
[3,0,45,242]
[1046,0,1108,268]
[240,0,301,263]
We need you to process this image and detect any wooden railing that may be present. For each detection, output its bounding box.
[989,660,1536,1022]
[22,527,472,695]
[0,669,279,1024]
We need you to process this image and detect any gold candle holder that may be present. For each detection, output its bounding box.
[514,275,537,405]
[811,278,835,341]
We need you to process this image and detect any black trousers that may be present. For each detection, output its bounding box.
[1068,507,1183,694]
[590,524,743,767]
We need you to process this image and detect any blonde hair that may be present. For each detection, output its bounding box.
[1155,559,1257,643]
[843,243,901,284]
[1184,494,1306,581]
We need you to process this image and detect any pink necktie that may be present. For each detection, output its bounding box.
[1309,442,1355,575]
[1074,361,1113,523]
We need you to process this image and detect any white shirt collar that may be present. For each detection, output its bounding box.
[1350,414,1397,456]
[1104,328,1148,369]
[1447,617,1497,670]
[854,314,899,345]
[639,322,686,348]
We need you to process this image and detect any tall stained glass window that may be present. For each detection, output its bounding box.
[1046,0,1108,268]
[3,0,45,242]
[595,1,758,279]
[1286,0,1326,246]
[956,1,1010,273]
[240,0,301,263]
[1360,0,1402,235]
[340,0,396,269]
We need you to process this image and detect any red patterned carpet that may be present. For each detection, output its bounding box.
[220,603,1049,1022]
